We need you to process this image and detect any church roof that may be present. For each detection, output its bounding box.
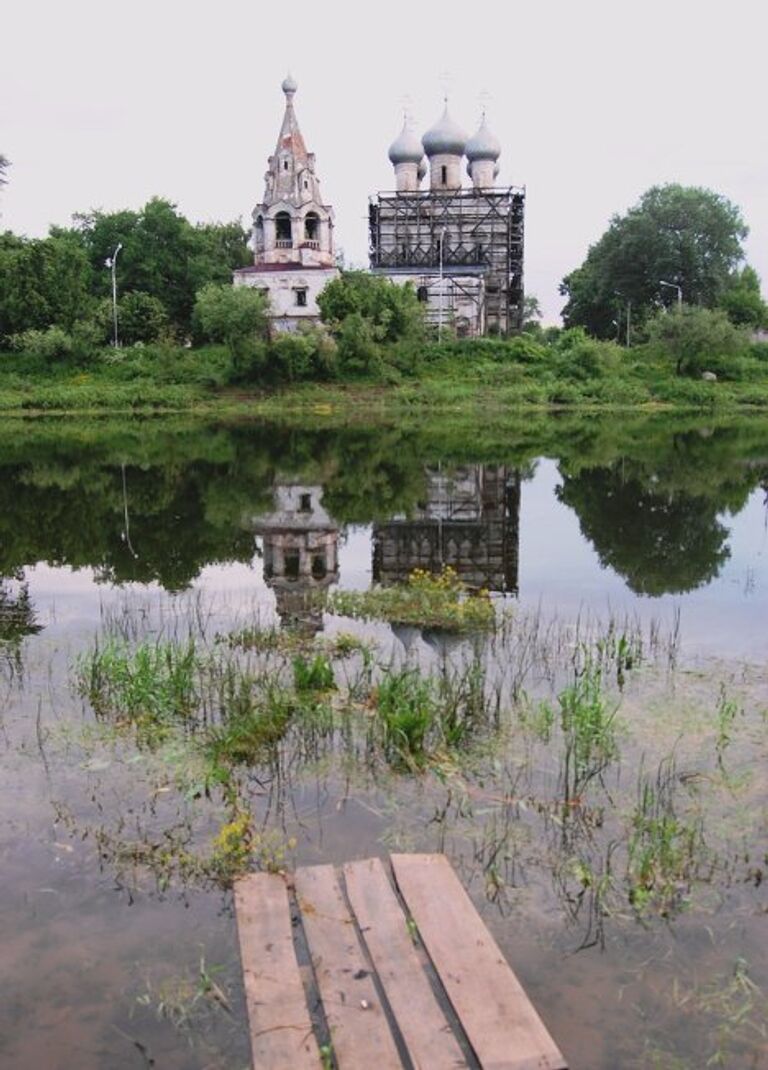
[275,80,308,161]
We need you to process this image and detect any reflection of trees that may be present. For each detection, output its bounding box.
[0,416,766,597]
[557,465,743,596]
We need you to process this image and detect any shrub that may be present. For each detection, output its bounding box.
[10,326,74,363]
[645,305,749,377]
[193,283,269,380]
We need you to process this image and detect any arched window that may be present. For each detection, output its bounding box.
[275,212,292,243]
[417,286,429,303]
[441,165,447,185]
[304,212,320,242]
[254,215,264,247]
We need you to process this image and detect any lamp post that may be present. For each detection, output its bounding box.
[437,227,446,336]
[105,243,123,347]
[659,279,683,309]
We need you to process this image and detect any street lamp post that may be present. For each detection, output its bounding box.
[437,226,447,337]
[106,243,123,347]
[659,279,683,309]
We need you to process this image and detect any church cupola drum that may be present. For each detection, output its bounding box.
[233,76,339,330]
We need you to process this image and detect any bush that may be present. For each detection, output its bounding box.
[552,328,623,380]
[193,283,269,380]
[645,305,749,377]
[10,326,74,362]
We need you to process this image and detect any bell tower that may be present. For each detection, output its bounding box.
[254,75,335,269]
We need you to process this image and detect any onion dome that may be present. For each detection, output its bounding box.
[388,121,424,165]
[281,73,298,95]
[466,115,501,162]
[417,156,428,181]
[422,105,467,157]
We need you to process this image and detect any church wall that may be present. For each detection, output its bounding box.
[233,266,338,330]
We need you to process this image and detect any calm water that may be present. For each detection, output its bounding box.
[1,412,767,1069]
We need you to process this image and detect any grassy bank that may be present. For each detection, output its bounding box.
[2,332,768,414]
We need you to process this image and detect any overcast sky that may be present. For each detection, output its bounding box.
[2,0,766,322]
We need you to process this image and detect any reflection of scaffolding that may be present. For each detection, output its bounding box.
[251,485,339,633]
[369,188,525,334]
[372,466,520,593]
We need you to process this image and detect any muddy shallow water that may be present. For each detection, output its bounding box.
[1,412,767,1069]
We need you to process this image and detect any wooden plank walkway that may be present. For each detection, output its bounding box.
[234,853,568,1070]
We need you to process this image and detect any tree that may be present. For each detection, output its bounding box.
[560,185,749,338]
[193,283,269,378]
[317,270,424,375]
[64,199,251,336]
[0,231,93,341]
[645,305,748,377]
[719,266,768,329]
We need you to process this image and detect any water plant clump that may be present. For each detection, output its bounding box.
[293,653,336,693]
[326,566,496,633]
[627,757,706,915]
[76,638,202,744]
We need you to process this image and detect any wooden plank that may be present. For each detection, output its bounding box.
[391,854,567,1070]
[344,857,468,1070]
[294,863,403,1069]
[233,872,320,1069]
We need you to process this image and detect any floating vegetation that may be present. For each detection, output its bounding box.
[325,566,496,633]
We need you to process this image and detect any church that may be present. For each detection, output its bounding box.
[235,78,525,337]
[232,76,339,330]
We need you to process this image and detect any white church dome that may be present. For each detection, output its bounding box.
[388,121,424,165]
[422,105,467,157]
[466,116,501,161]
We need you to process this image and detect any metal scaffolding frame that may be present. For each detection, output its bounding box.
[368,186,525,333]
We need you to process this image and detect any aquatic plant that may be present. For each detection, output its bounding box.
[293,653,336,693]
[77,638,201,744]
[326,566,495,633]
[627,756,706,914]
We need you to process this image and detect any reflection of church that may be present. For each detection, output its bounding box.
[373,466,520,593]
[251,485,339,631]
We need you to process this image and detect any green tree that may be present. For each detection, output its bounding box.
[318,270,425,375]
[0,231,93,341]
[560,185,749,338]
[645,305,748,377]
[113,291,169,345]
[64,200,251,336]
[719,266,768,329]
[194,283,268,379]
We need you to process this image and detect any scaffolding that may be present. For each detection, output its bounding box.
[369,186,525,334]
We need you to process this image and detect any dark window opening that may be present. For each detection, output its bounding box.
[283,160,289,171]
[284,551,300,580]
[299,492,312,513]
[304,212,320,241]
[441,165,447,185]
[417,286,429,303]
[311,555,327,580]
[295,288,308,307]
[275,212,292,241]
[436,236,444,261]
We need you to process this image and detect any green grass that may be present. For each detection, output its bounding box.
[3,334,768,412]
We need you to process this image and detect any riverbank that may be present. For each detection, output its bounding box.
[2,334,768,414]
